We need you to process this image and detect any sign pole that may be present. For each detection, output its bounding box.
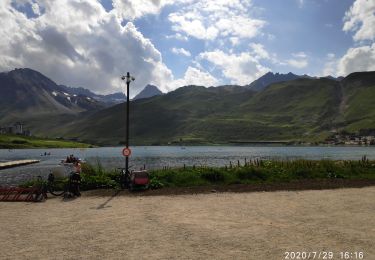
[126,72,130,174]
[121,72,135,180]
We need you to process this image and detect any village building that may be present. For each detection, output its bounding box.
[0,122,31,136]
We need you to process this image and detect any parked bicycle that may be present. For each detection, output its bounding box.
[32,171,81,201]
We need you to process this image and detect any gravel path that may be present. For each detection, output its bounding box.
[0,187,374,259]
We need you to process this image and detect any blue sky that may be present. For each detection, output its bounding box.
[132,0,355,77]
[1,0,375,95]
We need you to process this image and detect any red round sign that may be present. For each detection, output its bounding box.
[122,148,131,157]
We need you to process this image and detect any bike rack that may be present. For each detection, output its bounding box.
[0,186,45,202]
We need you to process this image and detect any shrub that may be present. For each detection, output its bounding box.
[11,140,28,144]
[149,177,164,189]
[201,168,226,182]
[236,167,268,181]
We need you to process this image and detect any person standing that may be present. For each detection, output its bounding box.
[70,161,82,196]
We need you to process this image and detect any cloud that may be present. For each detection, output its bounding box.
[286,52,308,68]
[0,0,175,95]
[168,0,265,41]
[337,43,375,76]
[343,0,375,42]
[327,53,335,59]
[171,47,191,57]
[287,59,308,69]
[0,0,272,94]
[166,33,188,41]
[31,2,40,15]
[171,66,219,88]
[199,49,270,85]
[322,53,338,76]
[330,1,375,77]
[249,43,270,60]
[292,52,307,59]
[112,0,174,21]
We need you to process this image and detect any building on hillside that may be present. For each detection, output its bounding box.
[23,130,32,136]
[5,126,15,134]
[0,122,31,136]
[14,122,23,134]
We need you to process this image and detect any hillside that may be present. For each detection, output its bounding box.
[52,72,375,145]
[52,85,253,145]
[2,69,375,145]
[0,68,103,125]
[0,134,94,149]
[339,71,375,131]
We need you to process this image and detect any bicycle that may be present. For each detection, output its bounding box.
[117,166,133,189]
[32,172,80,201]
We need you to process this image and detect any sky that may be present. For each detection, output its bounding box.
[0,0,374,97]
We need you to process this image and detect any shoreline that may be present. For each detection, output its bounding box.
[83,179,375,197]
[2,143,375,149]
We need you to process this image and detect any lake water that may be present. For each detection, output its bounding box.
[1,146,375,186]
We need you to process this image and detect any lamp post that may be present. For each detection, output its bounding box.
[121,72,135,177]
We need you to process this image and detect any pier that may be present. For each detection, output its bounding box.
[0,160,40,170]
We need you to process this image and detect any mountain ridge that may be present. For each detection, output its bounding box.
[133,84,163,100]
[2,68,375,145]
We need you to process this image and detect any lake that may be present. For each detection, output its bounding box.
[1,146,375,186]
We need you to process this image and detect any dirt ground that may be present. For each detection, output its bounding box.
[0,187,374,260]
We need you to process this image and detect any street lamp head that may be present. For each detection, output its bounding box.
[121,73,135,83]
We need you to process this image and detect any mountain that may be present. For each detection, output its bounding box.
[2,68,375,145]
[133,84,163,100]
[247,72,301,91]
[42,71,375,145]
[338,71,375,131]
[59,85,126,106]
[321,75,344,81]
[97,92,126,105]
[52,84,253,145]
[0,68,105,125]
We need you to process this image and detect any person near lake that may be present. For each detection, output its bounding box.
[70,161,82,197]
[65,154,78,163]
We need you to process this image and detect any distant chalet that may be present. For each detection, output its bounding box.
[0,122,31,136]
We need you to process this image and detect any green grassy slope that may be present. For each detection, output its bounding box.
[236,78,342,140]
[0,134,94,148]
[59,85,255,145]
[57,80,344,145]
[340,72,375,131]
[6,71,375,145]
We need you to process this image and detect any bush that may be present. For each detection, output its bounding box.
[201,168,226,182]
[80,162,120,190]
[11,139,28,144]
[235,167,268,181]
[80,172,118,190]
[149,177,164,189]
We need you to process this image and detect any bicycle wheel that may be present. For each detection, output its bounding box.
[32,191,46,202]
[48,179,67,196]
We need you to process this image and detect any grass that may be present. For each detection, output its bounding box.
[149,158,375,188]
[21,158,375,190]
[0,134,95,149]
